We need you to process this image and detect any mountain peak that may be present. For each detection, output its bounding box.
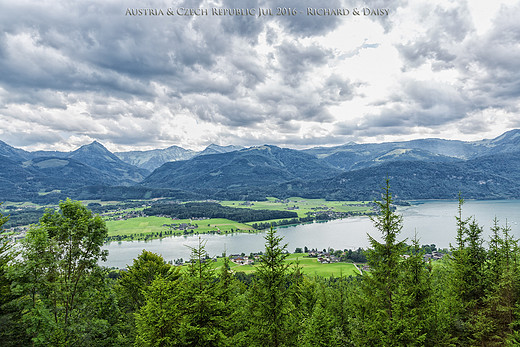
[489,129,520,144]
[198,144,242,156]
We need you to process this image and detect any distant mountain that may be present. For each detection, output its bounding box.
[318,147,461,171]
[0,154,122,202]
[2,129,520,203]
[0,141,150,202]
[196,144,243,156]
[141,145,341,190]
[115,145,196,171]
[271,151,520,200]
[31,150,69,158]
[0,140,31,162]
[67,141,149,184]
[475,129,520,156]
[303,131,520,171]
[114,144,241,171]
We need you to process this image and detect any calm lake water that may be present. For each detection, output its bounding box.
[103,200,520,268]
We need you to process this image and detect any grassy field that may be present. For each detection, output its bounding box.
[221,197,373,218]
[106,216,254,237]
[2,197,374,241]
[102,197,373,239]
[211,253,362,277]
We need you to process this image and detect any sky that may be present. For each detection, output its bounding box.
[0,0,519,152]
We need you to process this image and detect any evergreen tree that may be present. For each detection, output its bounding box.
[396,234,433,345]
[217,253,246,344]
[483,220,520,344]
[0,207,27,345]
[248,227,299,346]
[356,179,407,345]
[116,250,179,344]
[449,197,489,344]
[177,238,226,346]
[134,276,181,346]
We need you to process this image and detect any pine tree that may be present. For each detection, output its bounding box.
[449,197,489,344]
[248,226,299,346]
[355,179,407,345]
[484,220,520,344]
[177,237,226,346]
[397,234,433,345]
[134,275,181,346]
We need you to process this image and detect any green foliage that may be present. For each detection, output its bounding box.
[248,227,300,346]
[6,186,520,345]
[0,206,13,305]
[353,179,435,346]
[144,202,298,223]
[135,239,228,346]
[449,197,490,344]
[117,250,177,311]
[10,198,116,345]
[134,276,181,346]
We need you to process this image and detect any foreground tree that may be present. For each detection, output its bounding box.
[117,250,179,344]
[12,199,117,345]
[248,226,300,346]
[448,197,489,344]
[0,207,26,345]
[135,238,226,346]
[353,179,435,345]
[0,206,12,304]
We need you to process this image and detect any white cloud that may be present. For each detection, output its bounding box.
[0,0,518,151]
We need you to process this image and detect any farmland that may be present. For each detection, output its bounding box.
[212,253,362,277]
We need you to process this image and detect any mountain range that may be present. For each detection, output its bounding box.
[2,129,520,202]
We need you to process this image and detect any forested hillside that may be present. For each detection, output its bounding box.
[2,184,520,346]
[143,202,298,223]
[3,130,520,202]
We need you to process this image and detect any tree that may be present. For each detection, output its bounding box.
[0,206,13,306]
[397,234,434,344]
[117,250,177,311]
[116,250,179,344]
[248,227,299,346]
[448,197,490,344]
[134,276,182,346]
[0,206,26,346]
[12,199,114,345]
[483,219,520,344]
[355,179,408,345]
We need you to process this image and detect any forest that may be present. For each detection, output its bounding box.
[1,181,520,346]
[143,202,299,223]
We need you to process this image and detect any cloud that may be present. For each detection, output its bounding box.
[0,0,518,150]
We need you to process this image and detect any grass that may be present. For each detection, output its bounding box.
[211,253,361,277]
[103,197,375,240]
[106,216,254,237]
[221,197,373,219]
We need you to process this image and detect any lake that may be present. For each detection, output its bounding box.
[103,199,520,268]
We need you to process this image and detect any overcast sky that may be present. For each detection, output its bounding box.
[0,0,519,152]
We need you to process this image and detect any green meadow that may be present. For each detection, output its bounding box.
[106,216,254,237]
[212,253,362,277]
[221,197,373,218]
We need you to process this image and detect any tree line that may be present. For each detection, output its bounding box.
[1,181,520,345]
[143,202,298,223]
